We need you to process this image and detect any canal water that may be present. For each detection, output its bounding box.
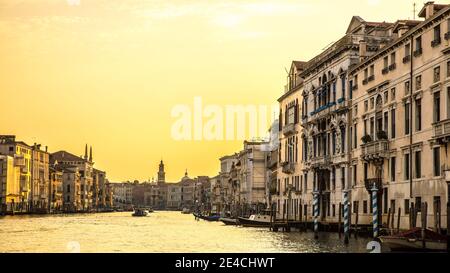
[0,211,372,253]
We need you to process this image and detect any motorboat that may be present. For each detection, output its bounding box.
[379,228,447,252]
[219,217,239,226]
[132,209,149,217]
[238,213,272,227]
[193,212,220,221]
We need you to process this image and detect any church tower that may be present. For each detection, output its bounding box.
[157,160,165,184]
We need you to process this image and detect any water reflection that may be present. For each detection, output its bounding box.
[0,211,370,253]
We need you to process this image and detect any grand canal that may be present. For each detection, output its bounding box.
[0,211,372,253]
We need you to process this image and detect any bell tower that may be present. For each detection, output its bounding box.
[157,160,165,184]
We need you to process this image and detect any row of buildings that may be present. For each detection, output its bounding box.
[0,135,113,214]
[273,2,450,231]
[210,2,450,231]
[111,160,211,211]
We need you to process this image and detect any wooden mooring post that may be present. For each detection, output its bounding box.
[390,206,395,233]
[396,207,401,234]
[421,202,428,249]
[338,203,342,238]
[387,207,392,235]
[354,203,359,239]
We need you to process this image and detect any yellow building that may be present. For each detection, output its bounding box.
[0,135,32,212]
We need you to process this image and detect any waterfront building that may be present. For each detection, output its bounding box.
[167,182,182,210]
[60,165,82,212]
[51,146,95,211]
[93,168,107,209]
[112,181,134,207]
[49,165,63,212]
[0,135,32,211]
[264,120,280,215]
[104,180,114,208]
[348,2,450,230]
[236,141,269,215]
[0,155,22,214]
[210,175,221,213]
[274,61,305,220]
[30,143,50,213]
[218,154,238,214]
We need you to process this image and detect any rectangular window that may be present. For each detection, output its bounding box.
[363,200,368,214]
[414,151,421,179]
[384,111,389,136]
[433,147,441,177]
[405,199,410,215]
[341,167,345,189]
[390,52,396,65]
[415,98,421,131]
[404,153,410,180]
[383,56,388,69]
[391,88,396,100]
[390,157,396,182]
[434,92,441,122]
[434,66,441,83]
[405,43,410,57]
[415,75,421,90]
[415,197,422,212]
[370,117,374,139]
[391,108,396,138]
[405,81,410,95]
[383,188,388,214]
[353,165,357,186]
[364,162,368,181]
[434,24,441,42]
[415,36,422,51]
[405,102,410,135]
[353,123,357,149]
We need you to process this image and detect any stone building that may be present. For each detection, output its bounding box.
[0,155,22,214]
[30,143,50,213]
[348,2,450,230]
[49,164,63,212]
[0,135,32,211]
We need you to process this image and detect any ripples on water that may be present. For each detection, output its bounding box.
[0,211,370,253]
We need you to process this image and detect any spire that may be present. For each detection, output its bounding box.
[89,146,93,162]
[84,144,88,160]
[185,169,188,176]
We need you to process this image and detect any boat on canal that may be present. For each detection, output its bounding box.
[378,228,447,252]
[193,212,220,221]
[219,217,239,226]
[132,209,149,217]
[238,211,272,228]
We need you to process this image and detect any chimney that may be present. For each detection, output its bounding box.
[420,2,436,19]
[398,26,409,37]
[84,144,88,160]
[359,40,367,62]
[45,146,48,152]
[89,146,93,162]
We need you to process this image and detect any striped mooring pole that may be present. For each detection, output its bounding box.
[313,191,319,239]
[372,184,379,238]
[343,190,349,244]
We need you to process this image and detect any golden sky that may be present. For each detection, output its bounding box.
[0,0,425,182]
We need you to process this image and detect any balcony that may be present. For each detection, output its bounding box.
[267,151,278,169]
[352,84,358,91]
[281,161,295,174]
[433,119,450,140]
[310,155,331,169]
[362,78,368,85]
[445,32,450,40]
[309,102,336,119]
[389,63,396,71]
[360,139,390,162]
[381,67,389,75]
[403,55,411,63]
[431,38,441,47]
[364,177,382,192]
[282,123,296,136]
[368,75,375,82]
[413,48,422,57]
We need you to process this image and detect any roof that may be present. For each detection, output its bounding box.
[292,61,306,70]
[51,150,86,163]
[391,20,422,33]
[418,2,448,18]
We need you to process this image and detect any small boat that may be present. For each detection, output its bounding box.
[132,209,149,217]
[238,213,272,227]
[379,228,447,252]
[181,208,191,214]
[220,217,239,226]
[193,213,220,222]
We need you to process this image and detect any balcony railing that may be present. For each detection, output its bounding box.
[310,155,331,168]
[431,37,441,47]
[402,55,411,63]
[445,32,450,40]
[413,48,422,57]
[389,63,396,71]
[282,123,296,136]
[382,67,389,75]
[433,119,450,139]
[361,140,389,161]
[281,162,295,174]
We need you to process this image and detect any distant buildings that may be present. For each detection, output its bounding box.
[0,135,113,214]
[111,161,211,211]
